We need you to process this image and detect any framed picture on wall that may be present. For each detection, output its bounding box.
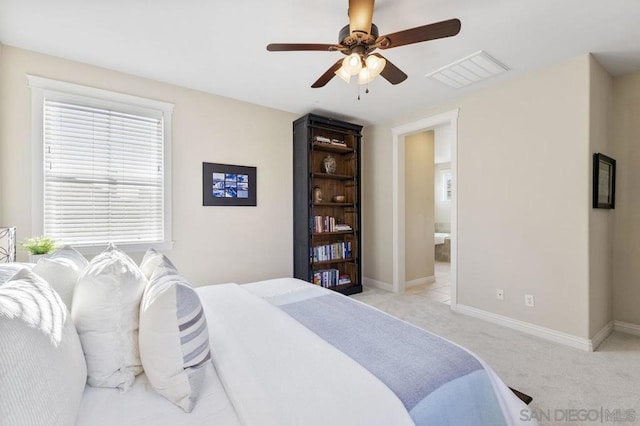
[203,162,257,206]
[592,153,615,209]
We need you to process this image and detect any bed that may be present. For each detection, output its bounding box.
[76,277,533,426]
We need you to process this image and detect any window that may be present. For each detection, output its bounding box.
[28,76,173,252]
[441,170,452,201]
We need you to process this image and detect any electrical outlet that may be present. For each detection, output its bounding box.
[496,289,504,300]
[525,294,535,307]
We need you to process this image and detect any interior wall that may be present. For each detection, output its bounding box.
[434,162,452,230]
[612,71,640,327]
[404,131,435,283]
[363,55,592,338]
[0,45,297,286]
[361,124,395,286]
[588,55,614,338]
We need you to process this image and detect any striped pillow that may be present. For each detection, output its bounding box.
[139,248,177,279]
[139,265,211,412]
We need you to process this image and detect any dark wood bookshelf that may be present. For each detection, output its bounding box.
[293,114,362,296]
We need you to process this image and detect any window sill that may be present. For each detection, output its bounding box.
[71,241,175,257]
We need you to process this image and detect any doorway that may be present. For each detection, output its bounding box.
[391,109,459,308]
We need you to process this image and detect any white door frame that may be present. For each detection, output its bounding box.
[391,109,459,307]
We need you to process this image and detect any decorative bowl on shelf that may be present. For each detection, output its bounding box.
[332,195,345,203]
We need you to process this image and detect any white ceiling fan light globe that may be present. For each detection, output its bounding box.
[365,55,386,77]
[342,53,363,76]
[335,65,352,83]
[357,66,375,85]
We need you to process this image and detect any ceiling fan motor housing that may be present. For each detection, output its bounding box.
[339,23,379,54]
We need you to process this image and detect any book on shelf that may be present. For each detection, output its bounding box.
[330,139,346,146]
[338,274,351,285]
[312,216,352,233]
[310,241,352,263]
[312,269,346,288]
[334,224,352,231]
[313,136,331,144]
[313,215,335,233]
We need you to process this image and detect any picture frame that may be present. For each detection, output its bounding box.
[203,162,256,206]
[592,153,616,209]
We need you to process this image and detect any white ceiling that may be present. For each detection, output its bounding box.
[1,0,640,125]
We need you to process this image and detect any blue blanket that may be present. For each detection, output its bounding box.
[270,290,508,426]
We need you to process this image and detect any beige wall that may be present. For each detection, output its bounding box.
[612,71,640,326]
[588,56,614,337]
[0,45,297,286]
[361,124,395,285]
[363,55,593,338]
[404,131,435,283]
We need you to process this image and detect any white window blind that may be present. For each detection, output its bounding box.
[43,98,165,246]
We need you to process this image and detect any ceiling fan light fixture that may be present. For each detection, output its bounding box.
[365,55,386,78]
[357,66,375,85]
[343,53,363,75]
[335,65,352,83]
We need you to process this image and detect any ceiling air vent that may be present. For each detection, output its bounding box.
[426,50,509,89]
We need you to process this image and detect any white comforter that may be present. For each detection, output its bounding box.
[198,283,415,426]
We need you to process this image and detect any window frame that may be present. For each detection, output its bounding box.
[27,75,174,255]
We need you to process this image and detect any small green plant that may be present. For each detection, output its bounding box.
[22,236,56,255]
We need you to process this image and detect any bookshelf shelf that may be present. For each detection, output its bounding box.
[293,114,362,295]
[312,230,355,237]
[312,172,355,181]
[312,258,356,267]
[313,202,355,207]
[312,142,354,154]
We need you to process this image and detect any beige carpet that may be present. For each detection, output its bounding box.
[353,287,640,426]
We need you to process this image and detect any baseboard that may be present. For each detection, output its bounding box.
[590,322,614,351]
[614,321,640,337]
[405,275,435,288]
[454,304,595,351]
[362,276,393,292]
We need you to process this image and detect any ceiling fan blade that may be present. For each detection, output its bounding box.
[311,59,344,88]
[267,43,341,52]
[372,53,408,85]
[377,18,461,49]
[349,0,375,35]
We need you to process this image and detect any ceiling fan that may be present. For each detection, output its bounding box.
[266,0,461,88]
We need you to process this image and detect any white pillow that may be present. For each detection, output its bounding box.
[0,268,87,425]
[140,248,177,279]
[71,243,147,390]
[0,263,33,284]
[32,245,88,309]
[139,265,212,412]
